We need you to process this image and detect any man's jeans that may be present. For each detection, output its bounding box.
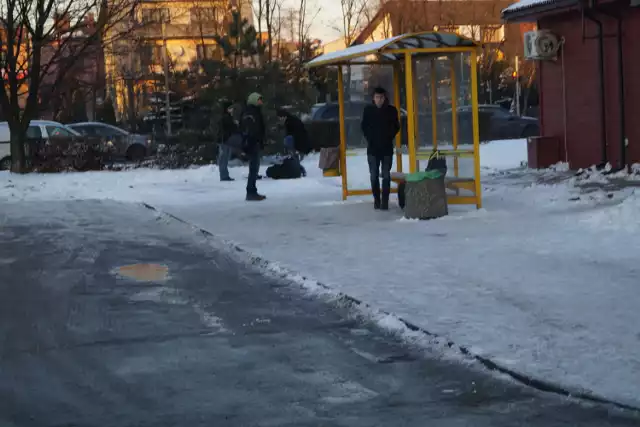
[246,149,261,195]
[367,154,393,198]
[218,144,232,180]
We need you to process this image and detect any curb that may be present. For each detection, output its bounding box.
[142,202,640,414]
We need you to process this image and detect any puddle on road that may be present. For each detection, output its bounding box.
[115,263,169,282]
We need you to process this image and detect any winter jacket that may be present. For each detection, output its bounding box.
[361,102,400,157]
[241,104,266,152]
[283,113,311,154]
[219,111,239,144]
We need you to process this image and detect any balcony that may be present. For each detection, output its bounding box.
[136,22,222,39]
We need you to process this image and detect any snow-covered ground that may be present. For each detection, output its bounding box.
[2,139,640,407]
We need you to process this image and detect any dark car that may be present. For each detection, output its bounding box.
[443,105,539,140]
[68,122,154,161]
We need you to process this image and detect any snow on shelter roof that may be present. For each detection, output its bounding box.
[306,32,477,68]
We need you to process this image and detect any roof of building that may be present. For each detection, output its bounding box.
[503,0,556,13]
[307,31,477,68]
[502,0,577,20]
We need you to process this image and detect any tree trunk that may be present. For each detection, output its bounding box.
[126,79,136,132]
[10,127,27,174]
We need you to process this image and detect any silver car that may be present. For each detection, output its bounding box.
[68,122,153,161]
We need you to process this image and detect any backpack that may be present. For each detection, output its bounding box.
[266,156,304,179]
[426,150,447,176]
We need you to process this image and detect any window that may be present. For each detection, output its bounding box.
[454,25,505,44]
[142,8,170,24]
[26,126,42,139]
[72,125,96,136]
[95,124,127,138]
[46,125,75,138]
[478,106,510,118]
[140,44,165,67]
[321,105,339,120]
[489,108,512,119]
[190,7,217,23]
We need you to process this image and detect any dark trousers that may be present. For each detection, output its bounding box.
[368,154,392,200]
[218,144,231,180]
[246,149,261,194]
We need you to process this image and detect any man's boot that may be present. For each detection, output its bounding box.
[372,181,381,209]
[381,187,390,210]
[246,193,267,201]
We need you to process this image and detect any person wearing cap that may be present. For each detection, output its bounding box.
[361,86,400,210]
[218,100,238,181]
[241,92,267,201]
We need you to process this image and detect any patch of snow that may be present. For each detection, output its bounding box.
[480,139,528,171]
[580,191,640,232]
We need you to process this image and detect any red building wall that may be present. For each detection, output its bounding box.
[537,7,640,169]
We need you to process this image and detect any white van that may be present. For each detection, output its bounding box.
[0,120,80,170]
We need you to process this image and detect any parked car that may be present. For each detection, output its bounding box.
[442,104,539,139]
[68,122,153,161]
[0,120,83,170]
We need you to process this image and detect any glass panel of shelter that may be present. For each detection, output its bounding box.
[341,63,401,195]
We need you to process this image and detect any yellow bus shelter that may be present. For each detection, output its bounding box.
[306,31,482,208]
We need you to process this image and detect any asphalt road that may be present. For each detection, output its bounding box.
[0,200,638,427]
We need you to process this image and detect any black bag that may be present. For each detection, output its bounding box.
[426,150,447,176]
[266,156,303,179]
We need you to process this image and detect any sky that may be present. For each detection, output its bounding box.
[312,4,345,43]
[264,0,347,44]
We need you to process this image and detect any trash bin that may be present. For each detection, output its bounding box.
[404,170,448,220]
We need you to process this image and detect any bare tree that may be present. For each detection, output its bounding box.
[0,0,137,172]
[297,0,318,50]
[337,0,368,46]
[190,0,226,62]
[253,0,283,62]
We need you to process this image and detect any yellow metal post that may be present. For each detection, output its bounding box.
[404,54,417,173]
[470,51,482,209]
[430,59,438,149]
[337,66,348,200]
[393,64,403,173]
[450,56,459,178]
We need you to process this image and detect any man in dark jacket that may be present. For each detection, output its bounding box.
[361,87,400,210]
[276,108,311,159]
[218,100,238,181]
[241,92,267,201]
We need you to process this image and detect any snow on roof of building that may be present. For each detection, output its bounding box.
[502,0,558,14]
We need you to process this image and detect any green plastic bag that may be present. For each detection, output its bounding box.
[404,170,442,182]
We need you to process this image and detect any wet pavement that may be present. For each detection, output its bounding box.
[0,200,638,427]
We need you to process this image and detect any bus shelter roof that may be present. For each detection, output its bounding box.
[306,31,478,68]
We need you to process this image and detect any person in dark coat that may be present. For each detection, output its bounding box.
[218,100,238,181]
[276,108,311,160]
[361,87,400,210]
[241,92,267,201]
